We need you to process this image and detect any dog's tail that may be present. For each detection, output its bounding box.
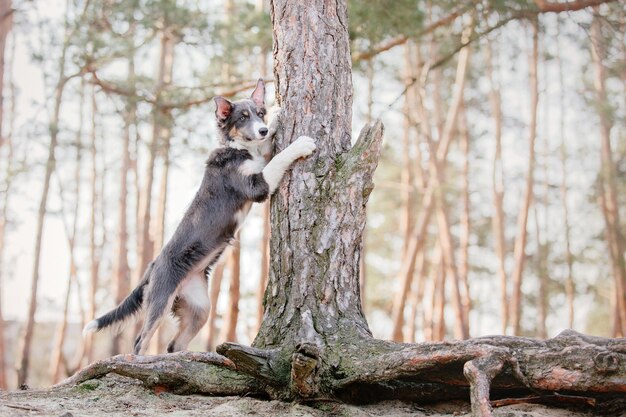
[83,263,152,336]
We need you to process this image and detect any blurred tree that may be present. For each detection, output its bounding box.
[510,18,538,336]
[591,7,626,337]
[0,0,13,388]
[16,0,89,387]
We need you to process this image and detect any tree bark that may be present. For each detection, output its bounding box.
[591,8,626,337]
[510,19,539,336]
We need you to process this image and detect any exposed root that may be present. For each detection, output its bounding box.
[463,353,506,417]
[58,351,258,396]
[217,342,283,385]
[57,330,625,416]
[290,342,321,398]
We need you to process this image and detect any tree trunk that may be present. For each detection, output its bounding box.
[17,3,75,384]
[591,8,626,337]
[85,83,101,364]
[396,23,472,340]
[111,58,135,356]
[391,42,416,342]
[458,102,471,325]
[206,257,226,351]
[221,238,241,343]
[134,28,175,292]
[257,203,270,328]
[486,38,508,335]
[0,0,11,151]
[405,249,426,342]
[0,14,13,388]
[556,19,575,329]
[50,79,85,383]
[510,19,539,336]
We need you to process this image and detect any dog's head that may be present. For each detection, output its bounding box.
[214,79,268,147]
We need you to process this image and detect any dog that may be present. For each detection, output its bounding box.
[84,79,316,355]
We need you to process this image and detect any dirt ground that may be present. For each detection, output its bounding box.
[0,374,621,417]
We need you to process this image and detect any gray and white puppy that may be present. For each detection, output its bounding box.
[84,79,316,355]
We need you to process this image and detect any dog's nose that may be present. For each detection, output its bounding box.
[259,127,268,137]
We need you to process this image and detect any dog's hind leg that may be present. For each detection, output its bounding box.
[133,273,179,355]
[167,273,210,352]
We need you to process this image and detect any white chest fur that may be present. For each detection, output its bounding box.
[238,153,268,176]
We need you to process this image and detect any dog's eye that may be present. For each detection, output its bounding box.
[258,112,265,118]
[239,115,247,121]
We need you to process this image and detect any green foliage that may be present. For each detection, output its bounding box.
[348,0,424,44]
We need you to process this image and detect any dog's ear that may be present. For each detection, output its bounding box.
[214,96,233,121]
[251,79,265,107]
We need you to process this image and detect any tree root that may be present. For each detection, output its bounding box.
[57,351,259,396]
[61,330,626,416]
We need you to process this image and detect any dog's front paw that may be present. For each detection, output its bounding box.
[267,106,282,137]
[289,135,316,158]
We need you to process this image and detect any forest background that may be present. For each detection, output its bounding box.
[0,0,624,389]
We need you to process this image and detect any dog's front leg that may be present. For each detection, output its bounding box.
[266,106,282,140]
[263,136,316,194]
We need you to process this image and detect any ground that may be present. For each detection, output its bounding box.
[0,374,615,417]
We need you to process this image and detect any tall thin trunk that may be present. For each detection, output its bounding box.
[111,58,135,356]
[396,24,472,337]
[405,249,426,342]
[222,238,241,343]
[134,28,174,291]
[391,42,416,342]
[534,204,547,339]
[0,0,11,151]
[535,63,550,339]
[433,261,447,341]
[458,101,471,326]
[85,84,101,364]
[257,203,270,327]
[556,19,575,329]
[207,257,226,351]
[591,9,626,336]
[256,14,271,328]
[17,2,73,385]
[423,246,441,342]
[0,21,14,389]
[486,39,508,335]
[422,22,474,340]
[50,79,84,383]
[510,19,539,336]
